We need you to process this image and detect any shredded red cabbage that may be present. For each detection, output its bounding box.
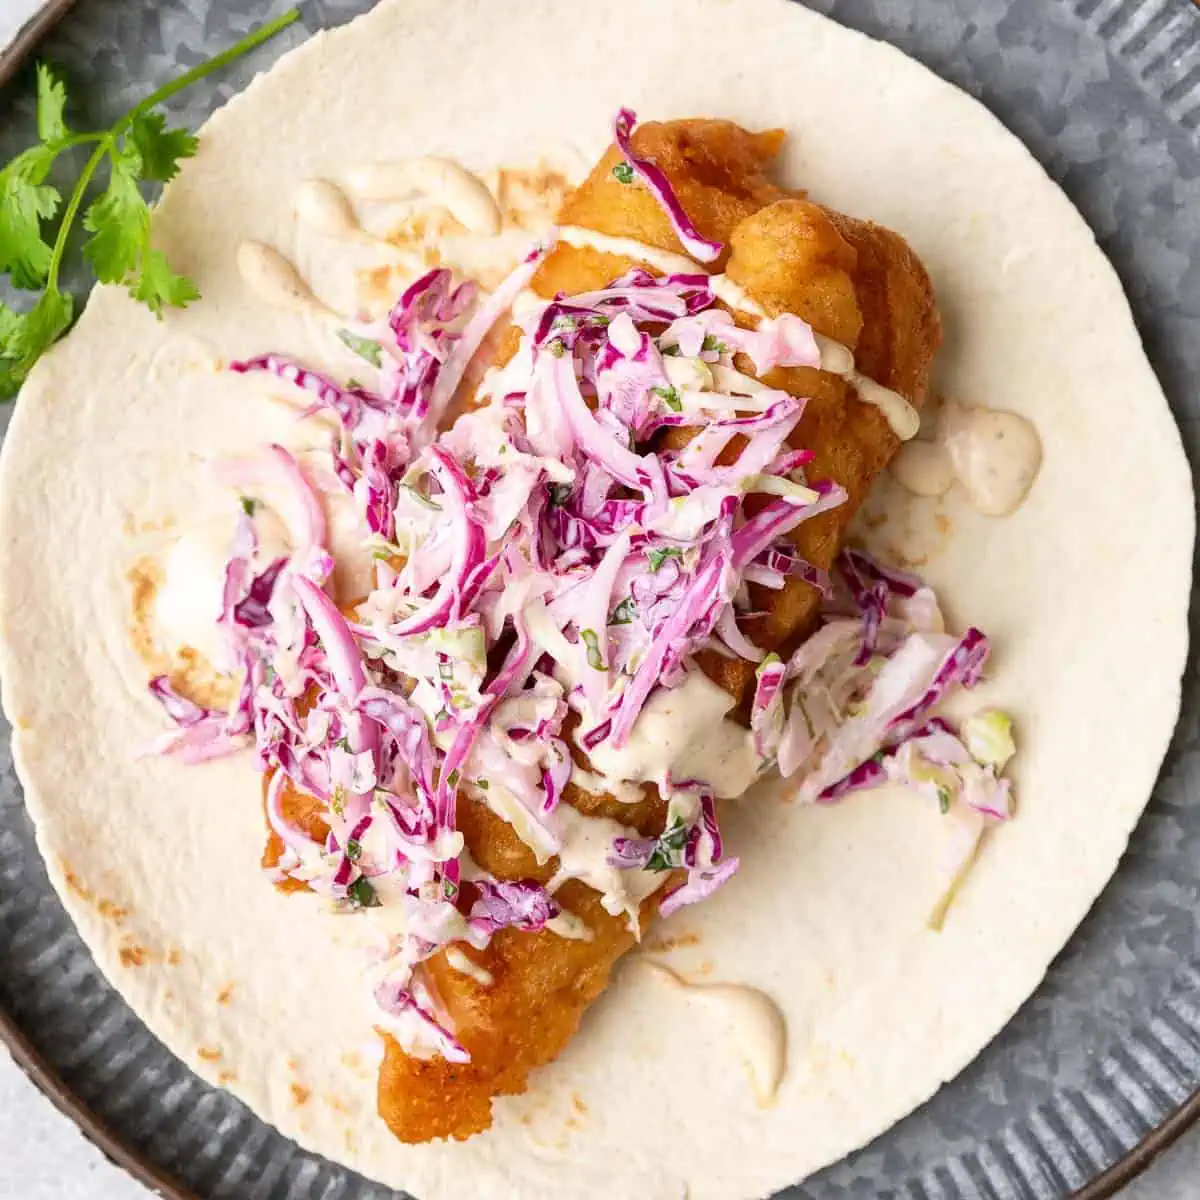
[469,879,560,936]
[612,108,724,264]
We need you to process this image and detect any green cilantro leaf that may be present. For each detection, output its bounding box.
[346,877,380,909]
[345,839,362,863]
[130,248,200,317]
[0,303,21,352]
[240,495,256,516]
[5,288,73,367]
[612,162,635,184]
[647,819,690,872]
[0,288,75,400]
[0,147,60,289]
[652,384,682,412]
[0,362,23,402]
[36,65,69,144]
[609,596,636,626]
[0,304,27,398]
[128,112,198,183]
[82,155,148,285]
[647,546,684,572]
[0,10,301,397]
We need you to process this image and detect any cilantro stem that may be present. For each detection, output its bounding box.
[113,9,302,137]
[46,140,108,291]
[54,133,107,150]
[45,7,301,294]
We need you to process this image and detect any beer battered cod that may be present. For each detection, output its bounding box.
[372,119,939,1142]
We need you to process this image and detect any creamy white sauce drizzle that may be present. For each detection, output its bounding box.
[295,179,374,241]
[348,157,502,235]
[941,402,1042,515]
[511,288,546,322]
[546,909,594,941]
[709,273,917,439]
[812,332,856,377]
[456,848,487,883]
[473,780,561,866]
[890,439,956,498]
[663,354,715,395]
[584,670,759,800]
[361,958,445,1061]
[892,401,1042,516]
[236,240,340,320]
[847,371,920,441]
[633,960,787,1106]
[708,363,770,395]
[557,225,700,277]
[558,227,918,440]
[467,776,645,937]
[444,946,494,987]
[707,274,766,319]
[549,805,665,933]
[293,179,419,269]
[156,510,290,663]
[570,765,644,805]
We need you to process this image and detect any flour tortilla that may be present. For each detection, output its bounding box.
[0,1,1191,1196]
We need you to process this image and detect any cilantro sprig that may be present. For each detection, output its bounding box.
[0,8,300,399]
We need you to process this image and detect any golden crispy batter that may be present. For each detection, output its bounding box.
[376,119,939,1143]
[692,196,940,708]
[263,780,330,895]
[378,797,667,1142]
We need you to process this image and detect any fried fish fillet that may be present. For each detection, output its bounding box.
[372,119,939,1143]
[253,118,945,1138]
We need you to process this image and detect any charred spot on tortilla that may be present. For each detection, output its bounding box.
[61,862,130,925]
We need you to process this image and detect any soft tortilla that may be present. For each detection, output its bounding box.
[0,1,1191,1197]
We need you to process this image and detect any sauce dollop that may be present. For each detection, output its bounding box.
[634,960,787,1105]
[583,670,759,800]
[348,157,502,235]
[892,400,1042,516]
[942,402,1042,516]
[236,240,337,319]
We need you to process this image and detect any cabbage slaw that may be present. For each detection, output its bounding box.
[147,109,1015,1060]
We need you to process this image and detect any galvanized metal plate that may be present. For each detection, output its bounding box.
[2,1,1200,1196]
